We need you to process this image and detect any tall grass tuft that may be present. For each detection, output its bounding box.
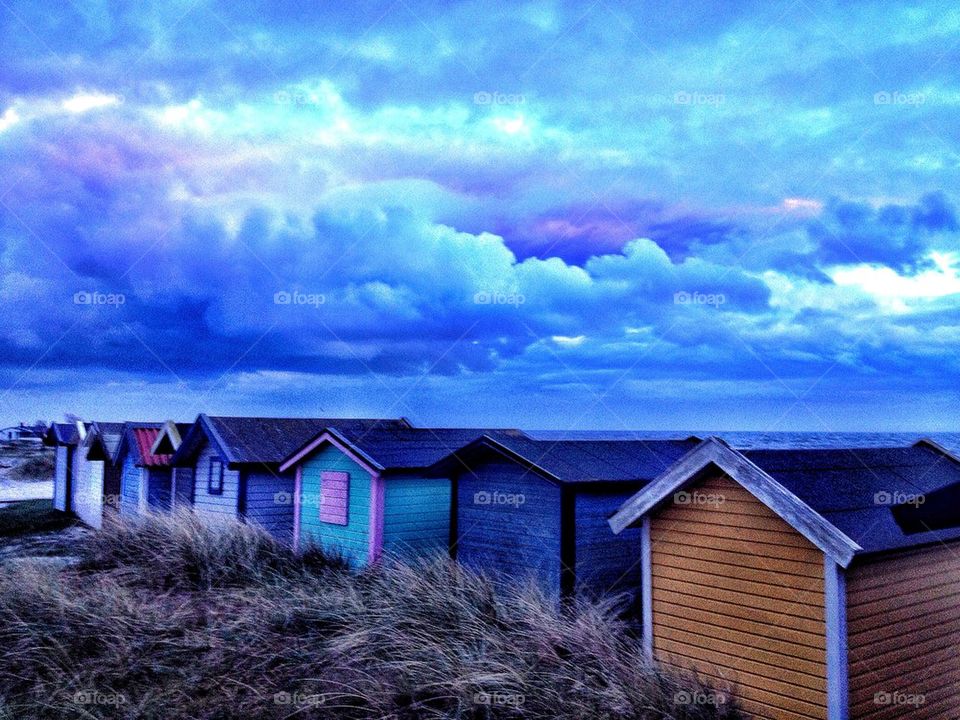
[0,512,743,720]
[78,508,349,589]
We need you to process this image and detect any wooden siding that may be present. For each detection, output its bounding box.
[146,468,172,511]
[847,541,960,719]
[191,441,241,521]
[53,445,69,511]
[244,468,296,544]
[103,460,122,515]
[320,471,350,525]
[382,474,451,559]
[650,474,828,720]
[73,457,104,529]
[119,453,143,518]
[573,488,643,601]
[299,445,372,567]
[454,460,562,603]
[171,467,194,509]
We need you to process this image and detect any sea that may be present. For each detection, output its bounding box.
[530,431,960,454]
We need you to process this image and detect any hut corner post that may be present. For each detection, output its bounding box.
[825,557,849,720]
[640,516,653,663]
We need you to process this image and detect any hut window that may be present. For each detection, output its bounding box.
[208,458,224,495]
[319,471,349,525]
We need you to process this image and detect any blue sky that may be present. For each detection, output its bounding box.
[0,1,958,431]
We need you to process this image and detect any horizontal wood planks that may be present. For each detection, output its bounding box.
[650,473,828,720]
[846,541,960,719]
[454,459,562,602]
[573,489,644,601]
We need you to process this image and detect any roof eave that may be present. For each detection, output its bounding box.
[426,434,564,485]
[609,437,862,568]
[279,427,385,475]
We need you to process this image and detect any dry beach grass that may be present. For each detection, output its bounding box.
[0,509,743,720]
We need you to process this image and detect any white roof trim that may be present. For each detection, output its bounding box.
[279,427,384,476]
[915,438,960,465]
[608,437,862,568]
[150,420,183,456]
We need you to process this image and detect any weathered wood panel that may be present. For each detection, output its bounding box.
[454,459,562,603]
[382,473,451,559]
[146,468,172,511]
[170,467,193,509]
[191,441,240,521]
[53,445,69,511]
[119,453,143,517]
[847,541,960,719]
[299,444,371,566]
[573,488,643,602]
[73,456,104,529]
[244,467,295,544]
[650,473,828,720]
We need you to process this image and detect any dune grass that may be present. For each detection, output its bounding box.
[0,510,742,719]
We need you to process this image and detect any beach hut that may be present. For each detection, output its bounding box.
[43,421,89,512]
[70,421,125,529]
[429,434,700,604]
[150,420,194,509]
[113,422,179,517]
[169,415,409,543]
[609,437,960,720]
[279,426,527,566]
[84,422,126,518]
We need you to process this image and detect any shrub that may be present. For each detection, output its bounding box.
[9,452,54,482]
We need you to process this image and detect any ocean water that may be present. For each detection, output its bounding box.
[531,430,960,455]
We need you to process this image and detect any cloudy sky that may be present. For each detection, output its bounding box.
[1,1,958,431]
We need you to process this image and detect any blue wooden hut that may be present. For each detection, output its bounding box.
[113,422,183,517]
[279,426,527,567]
[167,415,409,543]
[429,434,700,604]
[149,420,195,509]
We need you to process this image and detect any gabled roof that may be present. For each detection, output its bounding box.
[113,422,179,468]
[84,421,126,462]
[280,427,530,474]
[150,420,193,456]
[171,414,411,467]
[426,433,702,485]
[43,421,90,447]
[609,437,960,566]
